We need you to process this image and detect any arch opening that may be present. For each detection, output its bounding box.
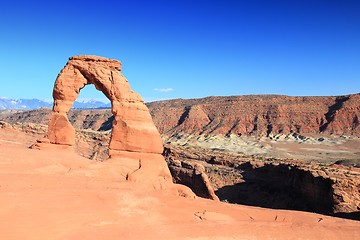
[66,84,113,161]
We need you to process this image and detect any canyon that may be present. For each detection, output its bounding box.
[1,93,359,220]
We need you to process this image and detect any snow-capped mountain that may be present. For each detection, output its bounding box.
[0,98,52,110]
[72,99,111,109]
[0,97,111,110]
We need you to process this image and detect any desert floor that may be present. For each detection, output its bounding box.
[0,127,359,240]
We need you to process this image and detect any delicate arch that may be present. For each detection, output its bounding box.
[48,55,163,155]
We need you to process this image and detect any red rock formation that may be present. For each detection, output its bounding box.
[5,94,359,138]
[49,55,163,154]
[164,146,219,201]
[147,94,360,137]
[163,144,360,218]
[46,55,182,189]
[324,94,360,135]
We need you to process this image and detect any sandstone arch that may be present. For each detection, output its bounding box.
[48,55,164,156]
[45,55,196,195]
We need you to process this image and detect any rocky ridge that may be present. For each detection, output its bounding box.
[2,93,359,138]
[147,94,360,138]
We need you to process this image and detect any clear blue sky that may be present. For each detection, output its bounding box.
[0,0,359,102]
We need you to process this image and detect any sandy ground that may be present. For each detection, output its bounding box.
[0,128,359,240]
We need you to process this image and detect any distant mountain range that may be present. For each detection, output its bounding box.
[0,97,111,110]
[2,94,358,137]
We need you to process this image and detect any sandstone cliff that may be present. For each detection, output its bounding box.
[163,143,360,219]
[147,94,360,138]
[1,94,359,138]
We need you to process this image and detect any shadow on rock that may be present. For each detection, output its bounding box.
[215,162,337,217]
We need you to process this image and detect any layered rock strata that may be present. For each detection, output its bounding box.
[147,94,360,138]
[3,94,359,138]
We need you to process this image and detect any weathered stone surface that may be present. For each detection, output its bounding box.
[163,143,360,219]
[48,113,75,145]
[167,158,220,201]
[49,55,163,154]
[163,147,219,201]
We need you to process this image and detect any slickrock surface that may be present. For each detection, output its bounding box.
[0,125,359,240]
[4,120,360,220]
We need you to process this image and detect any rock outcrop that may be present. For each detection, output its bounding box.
[164,147,219,201]
[45,55,180,188]
[163,144,360,219]
[49,55,163,154]
[147,94,360,138]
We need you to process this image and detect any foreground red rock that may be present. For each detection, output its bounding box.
[1,125,359,239]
